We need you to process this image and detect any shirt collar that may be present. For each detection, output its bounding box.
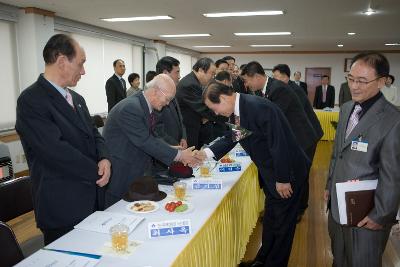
[115,73,123,80]
[234,93,240,116]
[44,75,68,98]
[356,91,382,115]
[262,76,269,95]
[142,92,153,113]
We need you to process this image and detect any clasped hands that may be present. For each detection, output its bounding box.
[174,146,208,167]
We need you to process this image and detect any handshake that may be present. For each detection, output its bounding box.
[173,146,208,167]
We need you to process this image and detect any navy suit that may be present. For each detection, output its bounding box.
[16,75,109,236]
[314,84,335,109]
[209,94,309,266]
[105,74,127,112]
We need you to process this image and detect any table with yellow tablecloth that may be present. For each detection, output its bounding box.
[314,109,340,141]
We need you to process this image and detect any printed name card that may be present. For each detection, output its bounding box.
[219,162,242,172]
[192,179,222,190]
[148,219,191,239]
[235,149,248,157]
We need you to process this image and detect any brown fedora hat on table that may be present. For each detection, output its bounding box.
[123,176,167,202]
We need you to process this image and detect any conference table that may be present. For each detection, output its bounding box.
[314,109,340,141]
[16,150,264,267]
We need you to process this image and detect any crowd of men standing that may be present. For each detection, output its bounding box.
[15,33,400,267]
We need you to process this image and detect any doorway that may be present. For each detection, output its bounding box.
[305,68,331,105]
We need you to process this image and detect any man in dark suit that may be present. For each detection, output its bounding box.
[313,75,335,109]
[272,64,324,220]
[293,71,308,95]
[176,57,225,149]
[152,56,187,175]
[103,74,199,207]
[339,77,352,107]
[15,34,111,245]
[196,82,310,267]
[325,52,400,267]
[105,59,126,112]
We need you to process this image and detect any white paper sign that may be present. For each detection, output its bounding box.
[336,179,378,224]
[15,249,100,267]
[148,219,191,239]
[192,179,222,190]
[74,211,144,234]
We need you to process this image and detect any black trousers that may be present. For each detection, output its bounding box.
[298,143,318,214]
[41,227,73,245]
[255,183,302,267]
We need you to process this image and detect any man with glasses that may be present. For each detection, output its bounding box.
[103,74,200,207]
[325,52,400,267]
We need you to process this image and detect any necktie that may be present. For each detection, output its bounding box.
[120,78,126,90]
[65,89,74,109]
[322,85,327,102]
[296,81,300,86]
[345,104,362,138]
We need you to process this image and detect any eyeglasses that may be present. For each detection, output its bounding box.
[158,88,174,102]
[347,75,381,87]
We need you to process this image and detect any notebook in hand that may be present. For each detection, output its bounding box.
[345,189,375,226]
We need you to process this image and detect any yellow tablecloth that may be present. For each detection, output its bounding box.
[172,163,264,267]
[315,110,340,141]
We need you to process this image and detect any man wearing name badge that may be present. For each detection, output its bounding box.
[15,34,111,245]
[324,52,400,267]
[105,59,127,112]
[195,82,310,267]
[103,74,200,207]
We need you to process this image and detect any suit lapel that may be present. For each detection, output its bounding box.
[39,77,89,135]
[71,93,92,135]
[341,98,386,151]
[138,93,151,129]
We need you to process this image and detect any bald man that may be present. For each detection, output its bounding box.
[103,74,199,207]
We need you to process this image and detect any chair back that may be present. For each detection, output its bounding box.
[0,221,24,267]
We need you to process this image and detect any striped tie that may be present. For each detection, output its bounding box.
[65,89,74,109]
[345,104,362,138]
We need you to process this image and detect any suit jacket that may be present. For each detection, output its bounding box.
[264,77,318,152]
[103,93,178,199]
[105,74,127,112]
[338,82,352,107]
[294,80,308,95]
[326,97,400,226]
[15,75,109,230]
[314,85,335,109]
[232,76,247,94]
[176,72,225,148]
[154,98,186,145]
[209,94,309,198]
[289,81,324,141]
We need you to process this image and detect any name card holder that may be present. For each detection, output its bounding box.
[192,179,222,190]
[219,162,242,172]
[148,219,191,239]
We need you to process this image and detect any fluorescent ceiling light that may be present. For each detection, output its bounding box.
[193,45,231,48]
[235,32,291,36]
[101,15,173,22]
[159,34,211,38]
[337,44,344,47]
[250,44,293,47]
[347,32,356,35]
[362,8,377,15]
[203,10,283,17]
[385,43,400,46]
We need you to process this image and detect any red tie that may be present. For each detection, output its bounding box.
[149,112,156,133]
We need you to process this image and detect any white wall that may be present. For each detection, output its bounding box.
[204,53,400,104]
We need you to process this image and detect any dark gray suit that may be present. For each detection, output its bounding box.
[326,97,400,267]
[103,93,178,207]
[339,81,352,107]
[105,74,127,112]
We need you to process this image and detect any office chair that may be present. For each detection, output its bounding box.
[0,221,24,267]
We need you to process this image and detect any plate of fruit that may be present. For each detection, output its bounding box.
[220,155,235,163]
[164,201,193,214]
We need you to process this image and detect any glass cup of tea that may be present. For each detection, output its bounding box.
[173,181,187,200]
[200,161,212,177]
[109,223,129,252]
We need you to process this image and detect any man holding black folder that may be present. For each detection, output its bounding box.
[325,52,400,267]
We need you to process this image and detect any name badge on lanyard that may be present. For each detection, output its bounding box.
[351,135,368,152]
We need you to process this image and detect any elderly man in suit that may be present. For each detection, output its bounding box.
[314,75,335,109]
[176,57,225,149]
[151,56,187,176]
[15,34,111,245]
[103,74,199,207]
[272,63,324,220]
[105,59,126,112]
[325,52,400,267]
[195,82,310,267]
[293,71,308,95]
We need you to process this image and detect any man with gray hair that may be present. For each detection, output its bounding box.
[103,74,200,207]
